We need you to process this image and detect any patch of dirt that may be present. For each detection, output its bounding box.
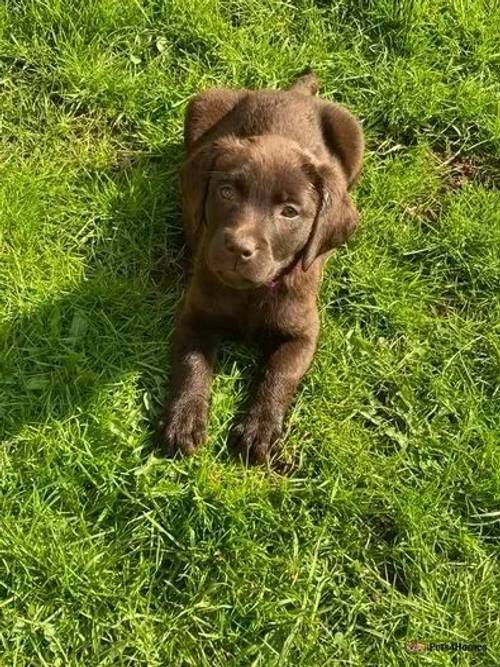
[434,150,499,190]
[440,153,481,189]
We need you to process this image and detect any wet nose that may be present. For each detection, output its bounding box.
[224,233,257,261]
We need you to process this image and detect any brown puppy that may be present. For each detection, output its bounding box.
[158,71,364,465]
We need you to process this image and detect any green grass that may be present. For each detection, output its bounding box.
[1,0,499,664]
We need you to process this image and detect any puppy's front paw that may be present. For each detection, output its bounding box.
[229,412,282,465]
[158,400,207,457]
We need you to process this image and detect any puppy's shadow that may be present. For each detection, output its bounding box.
[1,144,185,446]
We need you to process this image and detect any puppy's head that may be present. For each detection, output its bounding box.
[202,135,325,288]
[181,104,363,289]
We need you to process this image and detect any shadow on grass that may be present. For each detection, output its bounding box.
[1,143,188,446]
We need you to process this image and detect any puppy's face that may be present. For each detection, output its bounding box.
[202,136,321,289]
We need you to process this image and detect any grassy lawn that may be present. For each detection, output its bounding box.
[1,0,499,664]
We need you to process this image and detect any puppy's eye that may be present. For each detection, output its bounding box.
[219,184,236,200]
[281,205,299,219]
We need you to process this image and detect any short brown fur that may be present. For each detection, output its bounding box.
[158,71,364,465]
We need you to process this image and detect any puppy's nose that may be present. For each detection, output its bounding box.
[224,234,257,261]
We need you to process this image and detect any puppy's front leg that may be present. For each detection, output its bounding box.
[231,332,318,465]
[159,314,218,457]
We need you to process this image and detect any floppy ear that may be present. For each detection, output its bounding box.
[301,102,364,270]
[319,101,364,189]
[184,88,244,151]
[179,143,216,249]
[179,137,246,249]
[181,89,244,249]
[301,163,359,270]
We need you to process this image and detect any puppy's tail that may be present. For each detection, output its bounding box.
[287,67,320,96]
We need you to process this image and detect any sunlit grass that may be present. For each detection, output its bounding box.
[1,1,499,664]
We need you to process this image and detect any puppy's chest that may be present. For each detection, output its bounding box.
[219,290,305,339]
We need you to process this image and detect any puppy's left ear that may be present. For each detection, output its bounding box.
[301,102,364,270]
[319,101,364,189]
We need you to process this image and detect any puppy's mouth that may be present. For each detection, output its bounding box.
[215,269,267,289]
[216,260,298,290]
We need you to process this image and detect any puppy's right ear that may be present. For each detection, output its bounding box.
[184,88,243,151]
[181,89,243,249]
[180,137,245,246]
[179,142,217,244]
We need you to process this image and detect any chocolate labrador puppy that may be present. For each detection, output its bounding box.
[158,70,363,464]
